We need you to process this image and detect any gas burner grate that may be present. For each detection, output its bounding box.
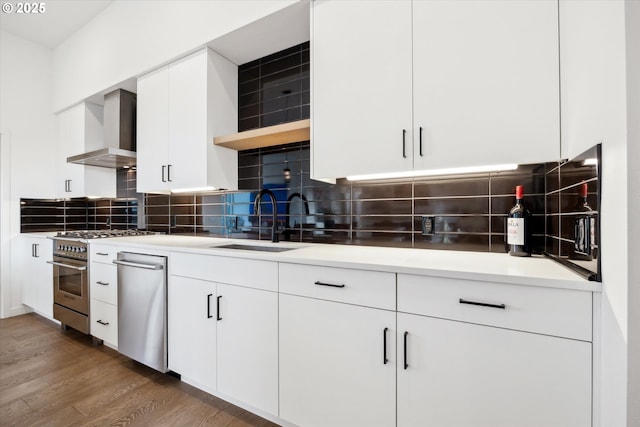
[56,230,159,239]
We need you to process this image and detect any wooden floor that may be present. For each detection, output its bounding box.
[0,313,280,427]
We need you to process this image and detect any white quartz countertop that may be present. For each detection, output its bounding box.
[22,231,59,238]
[85,235,600,292]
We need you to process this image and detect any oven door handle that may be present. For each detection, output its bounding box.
[47,261,87,271]
[113,259,164,270]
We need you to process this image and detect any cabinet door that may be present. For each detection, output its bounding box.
[412,0,559,170]
[19,237,38,309]
[167,50,208,190]
[279,294,396,427]
[19,237,53,318]
[311,0,413,180]
[35,240,53,318]
[167,275,216,392]
[217,284,278,416]
[397,313,591,427]
[137,66,170,193]
[57,104,86,197]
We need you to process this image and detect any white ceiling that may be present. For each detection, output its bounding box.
[0,0,112,49]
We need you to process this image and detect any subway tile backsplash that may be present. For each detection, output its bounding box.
[20,198,138,233]
[143,142,551,253]
[20,170,140,233]
[238,42,310,132]
[19,142,601,281]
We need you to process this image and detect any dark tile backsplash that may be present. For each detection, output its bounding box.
[20,197,138,233]
[544,144,601,280]
[20,143,601,282]
[143,142,553,253]
[238,42,310,132]
[20,170,140,233]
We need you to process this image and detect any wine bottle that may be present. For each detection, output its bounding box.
[506,185,531,256]
[571,183,596,261]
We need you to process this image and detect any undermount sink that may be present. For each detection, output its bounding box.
[211,243,299,253]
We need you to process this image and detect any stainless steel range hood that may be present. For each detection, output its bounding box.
[67,89,137,168]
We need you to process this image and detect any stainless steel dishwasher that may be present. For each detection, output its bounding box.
[113,252,168,373]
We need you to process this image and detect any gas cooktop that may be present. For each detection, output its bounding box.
[55,229,159,240]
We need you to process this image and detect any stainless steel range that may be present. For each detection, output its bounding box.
[49,229,158,334]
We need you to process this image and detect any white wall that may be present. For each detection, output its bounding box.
[625,1,640,424]
[0,30,57,318]
[597,12,629,427]
[0,132,11,319]
[52,0,299,112]
[559,1,630,424]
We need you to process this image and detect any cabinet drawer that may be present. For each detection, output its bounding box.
[90,244,117,265]
[90,262,117,305]
[90,299,118,346]
[398,274,592,341]
[279,263,395,310]
[170,252,277,292]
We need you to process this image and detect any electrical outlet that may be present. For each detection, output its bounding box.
[421,216,435,235]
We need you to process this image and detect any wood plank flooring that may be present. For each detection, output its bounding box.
[0,313,280,426]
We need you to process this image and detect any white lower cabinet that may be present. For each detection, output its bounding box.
[217,283,278,415]
[279,294,396,427]
[167,253,279,417]
[89,243,119,347]
[15,235,53,318]
[397,273,593,427]
[397,312,592,427]
[167,275,217,393]
[165,255,594,427]
[90,299,118,346]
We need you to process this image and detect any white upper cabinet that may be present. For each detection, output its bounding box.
[136,66,170,193]
[137,48,238,194]
[312,0,560,180]
[57,102,116,198]
[559,0,627,159]
[312,0,413,180]
[412,0,559,171]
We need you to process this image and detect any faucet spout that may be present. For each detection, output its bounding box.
[286,192,310,229]
[254,189,279,243]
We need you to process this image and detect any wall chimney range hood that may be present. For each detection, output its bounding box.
[67,89,137,168]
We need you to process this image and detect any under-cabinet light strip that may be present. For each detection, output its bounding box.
[346,164,519,181]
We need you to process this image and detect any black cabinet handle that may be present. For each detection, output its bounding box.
[314,281,345,288]
[419,126,423,156]
[167,164,172,182]
[459,298,506,310]
[207,293,213,319]
[32,243,38,257]
[67,180,72,193]
[216,295,222,321]
[383,327,389,365]
[96,281,109,286]
[96,320,109,326]
[403,331,409,370]
[402,129,407,158]
[162,165,167,182]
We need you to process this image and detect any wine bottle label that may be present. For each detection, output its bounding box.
[507,218,525,245]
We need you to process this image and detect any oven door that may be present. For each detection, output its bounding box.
[49,256,88,314]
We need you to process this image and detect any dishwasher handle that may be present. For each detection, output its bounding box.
[113,259,164,270]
